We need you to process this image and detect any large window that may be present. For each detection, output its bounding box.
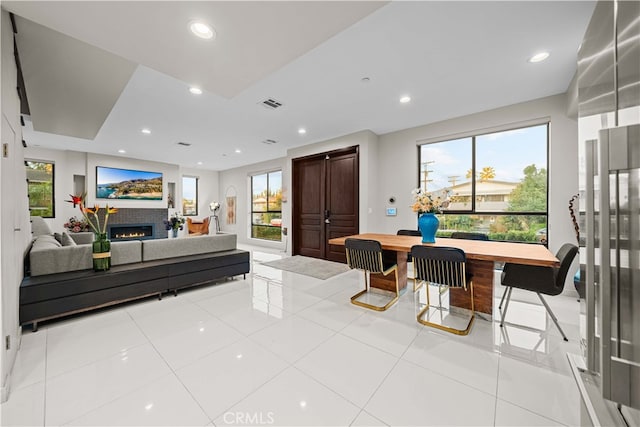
[182,176,198,216]
[251,170,282,241]
[419,124,548,243]
[26,160,55,218]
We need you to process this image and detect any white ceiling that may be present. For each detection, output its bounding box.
[5,1,596,171]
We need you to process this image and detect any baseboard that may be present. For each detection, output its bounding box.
[1,371,11,403]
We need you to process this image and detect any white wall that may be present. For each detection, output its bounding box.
[181,167,219,232]
[375,93,578,256]
[86,153,179,209]
[375,93,579,293]
[219,129,380,251]
[24,147,87,232]
[219,157,286,248]
[22,148,188,233]
[285,129,379,235]
[1,9,31,402]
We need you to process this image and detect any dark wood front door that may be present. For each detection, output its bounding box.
[292,146,359,262]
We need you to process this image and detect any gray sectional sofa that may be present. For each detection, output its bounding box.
[21,217,250,330]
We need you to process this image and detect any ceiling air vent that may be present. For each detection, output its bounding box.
[177,142,192,147]
[262,139,278,145]
[260,98,283,110]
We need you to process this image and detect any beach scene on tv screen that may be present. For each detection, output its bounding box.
[96,167,163,200]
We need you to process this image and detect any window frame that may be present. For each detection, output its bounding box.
[181,175,198,216]
[250,170,282,241]
[25,159,55,218]
[417,123,550,242]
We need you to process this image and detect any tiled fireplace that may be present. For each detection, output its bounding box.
[96,208,168,239]
[108,224,155,241]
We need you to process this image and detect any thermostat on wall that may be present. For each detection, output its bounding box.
[386,207,397,216]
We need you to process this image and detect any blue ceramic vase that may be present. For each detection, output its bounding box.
[418,213,439,243]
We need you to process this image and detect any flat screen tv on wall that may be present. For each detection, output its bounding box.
[96,166,163,200]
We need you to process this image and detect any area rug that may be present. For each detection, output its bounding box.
[262,255,350,280]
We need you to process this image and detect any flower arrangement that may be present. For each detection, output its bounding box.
[411,188,450,214]
[66,194,118,235]
[64,216,91,233]
[164,212,185,231]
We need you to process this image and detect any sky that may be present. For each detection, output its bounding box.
[183,176,197,201]
[96,166,162,185]
[252,171,282,197]
[420,124,547,192]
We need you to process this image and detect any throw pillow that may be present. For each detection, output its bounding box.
[60,232,77,246]
[30,216,53,237]
[33,235,62,249]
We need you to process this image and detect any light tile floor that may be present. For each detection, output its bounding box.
[1,244,582,426]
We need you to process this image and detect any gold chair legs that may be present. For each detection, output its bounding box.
[416,281,475,336]
[351,268,399,311]
[412,275,423,292]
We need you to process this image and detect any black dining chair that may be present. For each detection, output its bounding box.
[411,245,475,335]
[498,243,578,341]
[397,229,422,291]
[450,231,489,241]
[345,238,400,311]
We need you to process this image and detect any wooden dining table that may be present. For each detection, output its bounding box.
[328,233,559,318]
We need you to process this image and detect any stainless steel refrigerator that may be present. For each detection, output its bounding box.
[575,1,640,426]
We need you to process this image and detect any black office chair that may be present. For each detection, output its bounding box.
[411,245,475,335]
[450,232,489,241]
[345,238,399,311]
[499,243,578,341]
[397,229,422,291]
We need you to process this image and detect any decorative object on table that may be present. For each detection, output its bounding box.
[209,201,221,233]
[411,188,450,243]
[164,212,185,238]
[67,193,118,271]
[225,186,237,225]
[63,216,91,232]
[569,193,580,244]
[226,196,236,225]
[95,166,163,200]
[569,193,583,298]
[187,217,210,235]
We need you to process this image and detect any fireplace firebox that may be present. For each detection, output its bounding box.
[108,224,155,241]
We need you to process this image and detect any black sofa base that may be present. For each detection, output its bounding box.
[20,249,250,330]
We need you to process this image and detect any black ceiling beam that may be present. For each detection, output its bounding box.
[10,13,31,116]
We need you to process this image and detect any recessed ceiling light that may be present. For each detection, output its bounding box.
[197,161,203,165]
[189,86,202,95]
[141,128,151,134]
[529,52,550,63]
[235,149,242,154]
[118,149,126,154]
[400,95,411,104]
[189,21,215,40]
[298,128,307,135]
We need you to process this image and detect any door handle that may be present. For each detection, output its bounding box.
[325,219,330,224]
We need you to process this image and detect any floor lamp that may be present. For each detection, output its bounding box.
[209,202,221,234]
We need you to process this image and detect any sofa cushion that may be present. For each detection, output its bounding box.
[30,241,92,276]
[32,235,62,250]
[69,232,94,245]
[31,216,53,237]
[111,241,142,265]
[142,234,236,261]
[61,232,77,246]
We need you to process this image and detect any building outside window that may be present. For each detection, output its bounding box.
[419,123,548,243]
[251,170,282,241]
[26,160,55,218]
[182,176,198,216]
